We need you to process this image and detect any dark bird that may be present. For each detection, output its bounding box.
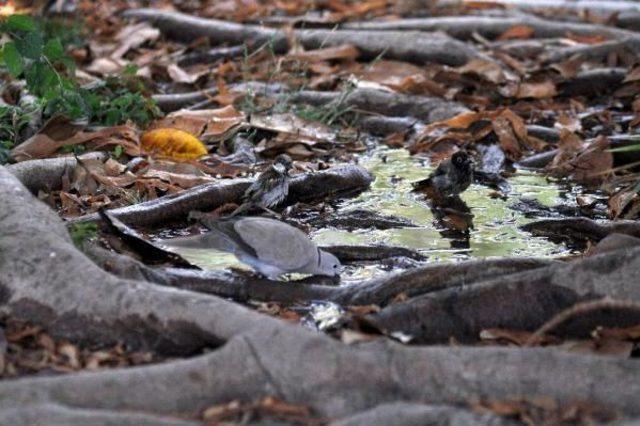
[412,151,474,200]
[231,154,294,216]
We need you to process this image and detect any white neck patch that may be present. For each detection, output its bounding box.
[273,163,286,174]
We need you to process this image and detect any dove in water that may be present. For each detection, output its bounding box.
[162,216,341,280]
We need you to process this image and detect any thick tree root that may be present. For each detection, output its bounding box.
[123,9,487,66]
[152,81,284,112]
[521,217,640,245]
[343,15,634,41]
[0,404,198,426]
[67,165,373,227]
[544,37,640,63]
[290,88,469,123]
[3,166,640,420]
[6,152,107,194]
[368,246,640,343]
[333,402,514,426]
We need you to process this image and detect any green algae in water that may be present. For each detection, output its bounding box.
[168,148,569,281]
[312,148,567,261]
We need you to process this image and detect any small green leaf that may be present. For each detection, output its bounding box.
[2,42,23,77]
[44,38,64,60]
[6,15,37,32]
[113,145,124,159]
[15,30,44,60]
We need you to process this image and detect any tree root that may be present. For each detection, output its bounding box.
[123,9,487,66]
[0,404,198,426]
[342,15,634,41]
[1,334,640,419]
[367,245,640,343]
[4,165,640,419]
[543,37,640,63]
[6,152,107,194]
[526,298,640,345]
[290,88,469,123]
[333,402,514,426]
[521,217,640,245]
[67,165,372,227]
[152,81,284,112]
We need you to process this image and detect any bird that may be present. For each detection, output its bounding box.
[162,216,341,280]
[412,151,474,200]
[231,154,294,216]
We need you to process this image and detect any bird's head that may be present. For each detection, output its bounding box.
[273,154,294,175]
[317,249,341,277]
[451,151,473,170]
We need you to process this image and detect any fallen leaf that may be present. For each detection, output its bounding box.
[286,44,359,62]
[456,59,506,84]
[111,22,160,59]
[166,63,205,84]
[141,128,209,160]
[516,80,557,99]
[497,25,535,40]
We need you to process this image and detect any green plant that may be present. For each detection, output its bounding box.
[0,104,31,164]
[0,14,160,127]
[68,222,98,247]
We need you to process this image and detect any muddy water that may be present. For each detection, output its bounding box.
[172,148,570,282]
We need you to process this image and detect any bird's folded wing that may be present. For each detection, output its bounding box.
[159,231,238,253]
[233,219,317,270]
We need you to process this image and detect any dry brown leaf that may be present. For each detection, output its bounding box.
[151,106,245,142]
[456,59,506,84]
[608,189,639,219]
[598,323,640,340]
[250,113,337,144]
[286,44,359,62]
[11,118,139,162]
[111,22,160,59]
[166,63,205,84]
[516,80,557,99]
[566,32,607,45]
[497,25,535,40]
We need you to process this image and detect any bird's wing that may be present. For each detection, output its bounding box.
[160,230,240,253]
[411,160,451,189]
[233,218,317,270]
[430,160,451,177]
[207,220,259,258]
[242,180,262,204]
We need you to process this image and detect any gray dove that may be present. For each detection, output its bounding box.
[162,216,341,280]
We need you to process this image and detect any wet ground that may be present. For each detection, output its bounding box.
[170,147,574,282]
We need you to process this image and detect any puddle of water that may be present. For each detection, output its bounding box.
[169,147,570,282]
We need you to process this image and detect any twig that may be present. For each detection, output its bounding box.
[525,298,640,346]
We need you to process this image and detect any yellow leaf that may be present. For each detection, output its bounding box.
[141,128,208,160]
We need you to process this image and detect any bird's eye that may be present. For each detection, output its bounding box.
[333,264,338,269]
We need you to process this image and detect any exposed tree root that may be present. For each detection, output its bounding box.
[0,404,198,426]
[3,166,640,420]
[521,217,640,245]
[466,0,640,14]
[559,68,627,97]
[543,37,640,63]
[342,15,634,41]
[67,165,373,227]
[526,298,640,345]
[6,152,107,194]
[123,9,487,66]
[333,402,513,426]
[290,88,469,123]
[152,81,284,112]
